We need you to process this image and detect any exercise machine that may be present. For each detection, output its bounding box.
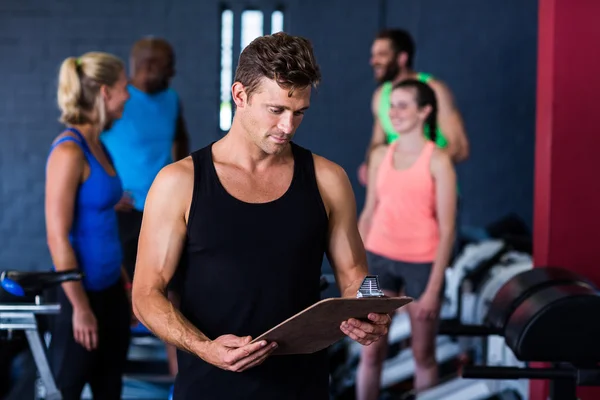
[0,269,82,400]
[459,267,600,400]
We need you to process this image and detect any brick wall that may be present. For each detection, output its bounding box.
[0,0,221,270]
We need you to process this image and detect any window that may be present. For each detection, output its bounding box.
[219,8,285,132]
[241,10,264,51]
[219,9,234,132]
[271,10,284,34]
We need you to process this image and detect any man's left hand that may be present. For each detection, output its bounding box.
[340,313,391,346]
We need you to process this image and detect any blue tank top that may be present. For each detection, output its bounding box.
[101,84,180,211]
[48,128,124,291]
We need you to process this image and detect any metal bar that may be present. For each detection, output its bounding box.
[0,304,60,313]
[463,366,575,380]
[0,312,39,330]
[25,329,62,400]
[0,323,37,330]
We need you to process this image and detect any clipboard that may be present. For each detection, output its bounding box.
[251,276,413,355]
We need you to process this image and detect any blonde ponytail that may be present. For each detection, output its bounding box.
[56,52,124,127]
[57,57,84,124]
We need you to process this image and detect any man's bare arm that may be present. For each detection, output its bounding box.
[314,155,391,345]
[429,79,469,163]
[132,160,205,354]
[132,159,275,372]
[314,156,368,297]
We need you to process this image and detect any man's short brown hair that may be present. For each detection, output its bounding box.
[234,32,321,99]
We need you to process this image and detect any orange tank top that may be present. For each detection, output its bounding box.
[365,141,439,262]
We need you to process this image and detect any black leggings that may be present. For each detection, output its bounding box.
[49,280,131,400]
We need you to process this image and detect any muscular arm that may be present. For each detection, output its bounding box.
[131,160,206,355]
[426,149,457,296]
[172,101,190,162]
[314,156,368,298]
[429,80,469,163]
[45,141,91,313]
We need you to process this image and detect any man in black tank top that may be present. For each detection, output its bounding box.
[131,32,392,400]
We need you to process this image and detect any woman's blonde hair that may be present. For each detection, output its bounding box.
[57,52,124,128]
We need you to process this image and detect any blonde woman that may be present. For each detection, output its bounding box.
[45,52,131,399]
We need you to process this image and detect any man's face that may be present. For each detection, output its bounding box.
[238,78,311,155]
[144,48,175,93]
[370,39,400,83]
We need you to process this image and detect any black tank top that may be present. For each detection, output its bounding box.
[173,142,330,400]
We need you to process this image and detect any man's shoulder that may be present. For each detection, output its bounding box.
[372,82,391,98]
[128,84,180,103]
[165,87,180,100]
[310,153,354,214]
[311,153,349,185]
[144,156,195,214]
[155,157,195,188]
[423,76,451,96]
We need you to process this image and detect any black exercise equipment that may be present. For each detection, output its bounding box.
[0,269,83,400]
[449,267,600,400]
[1,270,82,301]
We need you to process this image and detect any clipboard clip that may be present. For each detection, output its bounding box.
[356,275,385,298]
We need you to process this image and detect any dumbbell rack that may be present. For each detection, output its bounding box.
[0,298,62,400]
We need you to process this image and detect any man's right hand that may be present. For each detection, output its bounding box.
[114,192,134,212]
[202,334,278,372]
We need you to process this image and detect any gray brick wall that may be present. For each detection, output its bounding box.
[0,0,221,270]
[0,0,537,271]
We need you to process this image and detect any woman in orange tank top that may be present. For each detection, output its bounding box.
[355,79,457,399]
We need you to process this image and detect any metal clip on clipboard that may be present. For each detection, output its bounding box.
[356,275,386,298]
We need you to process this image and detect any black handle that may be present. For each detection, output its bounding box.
[463,366,575,380]
[438,320,502,336]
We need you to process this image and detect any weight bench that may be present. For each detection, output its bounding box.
[446,267,600,400]
[0,269,83,400]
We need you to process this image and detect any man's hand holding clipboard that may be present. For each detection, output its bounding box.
[249,275,412,356]
[340,312,392,347]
